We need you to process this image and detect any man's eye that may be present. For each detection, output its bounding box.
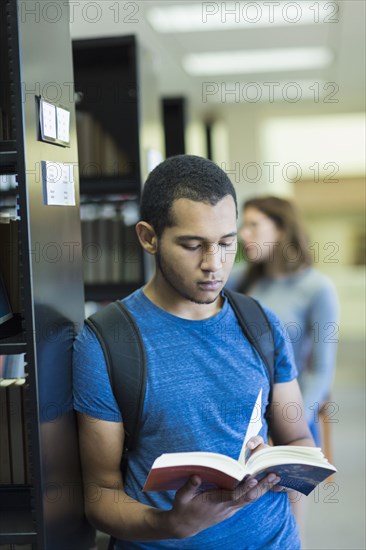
[182,244,201,251]
[220,241,235,248]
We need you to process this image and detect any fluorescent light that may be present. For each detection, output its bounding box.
[147,1,332,33]
[183,48,333,75]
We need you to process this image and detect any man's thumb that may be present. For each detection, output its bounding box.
[175,476,201,504]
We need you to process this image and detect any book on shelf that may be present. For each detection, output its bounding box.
[123,224,141,283]
[80,214,96,284]
[2,353,26,378]
[81,206,125,284]
[0,378,13,483]
[76,110,131,178]
[7,377,28,484]
[95,214,109,284]
[76,110,100,177]
[0,376,29,485]
[143,388,337,496]
[80,204,142,285]
[0,173,17,192]
[111,216,123,283]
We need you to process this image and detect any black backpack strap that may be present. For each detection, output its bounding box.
[85,300,147,473]
[223,288,275,422]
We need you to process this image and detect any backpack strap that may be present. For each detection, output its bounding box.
[85,300,146,475]
[223,288,275,422]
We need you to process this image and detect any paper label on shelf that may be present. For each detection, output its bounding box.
[41,161,76,206]
[41,100,57,139]
[56,106,70,143]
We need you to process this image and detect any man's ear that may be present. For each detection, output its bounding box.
[135,221,158,255]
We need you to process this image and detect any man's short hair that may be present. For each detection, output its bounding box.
[140,154,237,237]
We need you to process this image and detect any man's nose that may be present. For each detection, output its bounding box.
[200,243,223,272]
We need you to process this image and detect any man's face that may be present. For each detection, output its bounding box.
[155,195,237,305]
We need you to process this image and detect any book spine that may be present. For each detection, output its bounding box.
[7,381,26,484]
[123,225,141,283]
[111,217,123,283]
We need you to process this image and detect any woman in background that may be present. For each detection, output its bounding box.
[235,195,339,445]
[232,196,339,536]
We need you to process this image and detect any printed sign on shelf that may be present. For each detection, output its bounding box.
[41,160,75,206]
[56,106,70,143]
[41,99,57,140]
[39,96,71,146]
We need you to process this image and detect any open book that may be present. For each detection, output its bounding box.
[143,390,337,496]
[143,445,336,496]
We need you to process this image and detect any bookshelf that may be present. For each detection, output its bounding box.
[162,97,186,158]
[72,36,146,302]
[0,1,94,548]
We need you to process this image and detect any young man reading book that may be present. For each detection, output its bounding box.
[73,155,315,549]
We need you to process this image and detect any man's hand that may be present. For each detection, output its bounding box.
[245,435,289,493]
[245,435,269,458]
[167,473,280,539]
[165,436,280,539]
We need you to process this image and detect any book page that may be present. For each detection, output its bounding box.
[238,388,263,465]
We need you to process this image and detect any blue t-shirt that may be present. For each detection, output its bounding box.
[73,289,300,549]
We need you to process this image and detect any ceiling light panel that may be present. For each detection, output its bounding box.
[147,1,336,33]
[183,47,333,75]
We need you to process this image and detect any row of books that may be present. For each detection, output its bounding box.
[76,110,134,178]
[0,174,17,192]
[0,207,143,310]
[0,352,28,485]
[0,354,25,379]
[81,213,142,285]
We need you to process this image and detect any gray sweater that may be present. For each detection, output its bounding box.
[229,267,339,422]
